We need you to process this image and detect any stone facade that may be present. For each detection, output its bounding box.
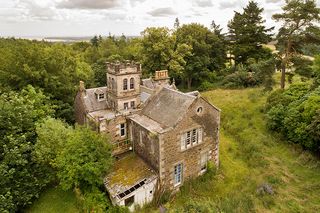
[159,97,220,188]
[129,120,160,172]
[74,61,220,209]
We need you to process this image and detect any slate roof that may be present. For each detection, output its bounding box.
[129,114,164,133]
[141,87,196,128]
[142,78,155,89]
[140,91,152,103]
[82,87,108,112]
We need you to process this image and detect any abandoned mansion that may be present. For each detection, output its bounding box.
[74,61,221,209]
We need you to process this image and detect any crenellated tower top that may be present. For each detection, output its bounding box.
[106,60,141,75]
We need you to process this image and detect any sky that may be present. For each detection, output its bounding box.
[0,0,319,37]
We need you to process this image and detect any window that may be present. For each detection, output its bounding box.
[130,77,134,89]
[192,129,197,144]
[123,78,128,90]
[186,131,191,148]
[98,93,105,100]
[200,152,209,173]
[124,102,129,110]
[124,195,134,206]
[197,107,203,114]
[174,163,183,186]
[111,78,115,90]
[181,128,202,150]
[120,123,126,137]
[130,101,135,109]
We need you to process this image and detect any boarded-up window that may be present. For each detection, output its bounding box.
[180,128,203,150]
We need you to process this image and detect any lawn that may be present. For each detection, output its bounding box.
[24,187,78,213]
[163,86,320,212]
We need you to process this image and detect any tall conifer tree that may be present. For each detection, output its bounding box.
[228,1,274,65]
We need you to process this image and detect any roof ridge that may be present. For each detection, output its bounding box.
[162,86,197,99]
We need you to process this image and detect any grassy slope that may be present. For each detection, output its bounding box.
[24,187,78,213]
[27,77,320,213]
[166,87,320,212]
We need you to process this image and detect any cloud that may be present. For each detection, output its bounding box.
[219,1,236,9]
[193,0,213,7]
[265,0,282,3]
[18,0,57,20]
[148,7,177,17]
[57,0,120,10]
[129,0,147,7]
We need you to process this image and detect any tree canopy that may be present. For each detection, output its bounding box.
[228,1,273,65]
[272,0,320,89]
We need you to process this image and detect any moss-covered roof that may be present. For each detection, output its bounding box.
[104,152,157,196]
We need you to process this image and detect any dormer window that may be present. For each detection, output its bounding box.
[123,78,128,90]
[98,93,105,100]
[94,89,105,101]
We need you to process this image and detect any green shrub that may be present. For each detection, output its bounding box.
[266,83,320,153]
[222,71,257,88]
[197,81,215,91]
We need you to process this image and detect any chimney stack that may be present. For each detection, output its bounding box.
[79,81,85,92]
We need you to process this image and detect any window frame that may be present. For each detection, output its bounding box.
[180,127,203,151]
[130,101,135,109]
[120,123,126,137]
[174,163,183,186]
[124,102,129,110]
[130,77,134,89]
[200,151,209,174]
[98,93,105,100]
[123,78,128,90]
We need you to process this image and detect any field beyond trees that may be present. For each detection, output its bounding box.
[27,80,320,212]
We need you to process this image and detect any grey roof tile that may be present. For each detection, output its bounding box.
[141,87,196,128]
[82,86,108,112]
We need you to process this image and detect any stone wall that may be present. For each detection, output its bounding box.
[129,120,160,173]
[159,97,220,189]
[100,115,127,142]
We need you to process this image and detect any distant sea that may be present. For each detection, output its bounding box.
[11,36,92,43]
[6,35,139,43]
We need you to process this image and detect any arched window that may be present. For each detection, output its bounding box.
[123,78,128,90]
[130,77,134,89]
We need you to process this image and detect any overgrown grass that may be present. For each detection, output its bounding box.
[163,86,320,212]
[27,74,320,212]
[24,187,78,213]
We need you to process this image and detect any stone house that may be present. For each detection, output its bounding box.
[74,61,220,210]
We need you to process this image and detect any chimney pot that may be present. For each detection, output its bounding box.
[79,81,85,92]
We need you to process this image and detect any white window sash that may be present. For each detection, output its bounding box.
[174,164,183,185]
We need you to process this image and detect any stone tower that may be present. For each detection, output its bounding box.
[106,61,141,111]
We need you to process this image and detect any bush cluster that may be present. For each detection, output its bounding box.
[266,83,320,153]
